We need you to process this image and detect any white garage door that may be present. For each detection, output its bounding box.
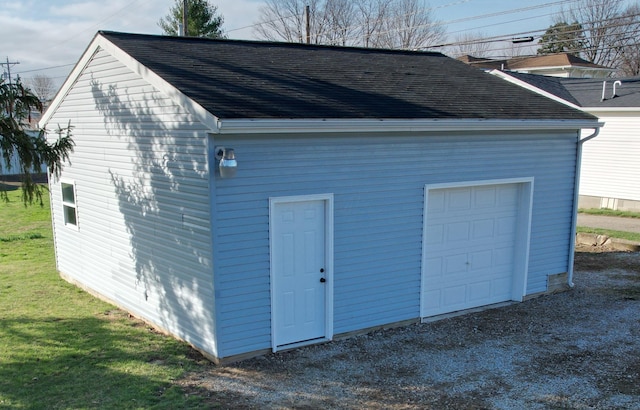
[421,182,529,317]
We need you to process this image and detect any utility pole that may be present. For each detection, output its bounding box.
[305,5,310,44]
[182,0,188,36]
[1,57,19,84]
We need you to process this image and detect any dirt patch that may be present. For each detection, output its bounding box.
[178,248,640,409]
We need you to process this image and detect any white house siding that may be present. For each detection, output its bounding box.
[580,111,640,206]
[46,48,217,356]
[213,131,577,358]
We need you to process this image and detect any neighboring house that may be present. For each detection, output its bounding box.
[1,109,47,177]
[0,129,48,177]
[458,53,615,78]
[40,31,599,363]
[493,71,640,211]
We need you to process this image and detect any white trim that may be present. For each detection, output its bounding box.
[420,178,534,319]
[489,70,583,110]
[40,42,101,127]
[40,33,221,133]
[60,179,80,231]
[513,65,616,73]
[269,193,334,353]
[585,107,640,114]
[218,118,600,134]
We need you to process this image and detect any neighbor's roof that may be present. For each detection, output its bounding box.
[94,31,594,121]
[507,54,612,71]
[458,53,614,73]
[502,71,640,108]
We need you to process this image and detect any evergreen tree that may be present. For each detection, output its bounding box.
[158,0,225,38]
[1,78,74,205]
[537,21,585,56]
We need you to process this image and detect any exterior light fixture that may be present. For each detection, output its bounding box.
[216,147,237,178]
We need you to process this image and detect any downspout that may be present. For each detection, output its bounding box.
[567,126,601,287]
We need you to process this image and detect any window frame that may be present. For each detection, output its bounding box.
[60,180,79,229]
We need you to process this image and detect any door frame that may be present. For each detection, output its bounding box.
[420,178,534,318]
[269,193,334,352]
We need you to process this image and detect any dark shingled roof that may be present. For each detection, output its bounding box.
[99,31,595,121]
[504,71,640,108]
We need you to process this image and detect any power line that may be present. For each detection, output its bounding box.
[0,58,20,84]
[14,63,76,76]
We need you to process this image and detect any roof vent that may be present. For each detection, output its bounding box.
[612,80,622,98]
[601,81,607,101]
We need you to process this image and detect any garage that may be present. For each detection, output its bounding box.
[421,179,533,318]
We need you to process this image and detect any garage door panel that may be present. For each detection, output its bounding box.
[424,257,443,277]
[474,186,497,206]
[472,219,495,239]
[443,285,467,306]
[425,224,444,245]
[422,289,441,311]
[468,281,492,301]
[470,249,493,269]
[448,188,472,210]
[498,184,520,205]
[447,221,471,241]
[422,182,525,317]
[494,246,515,266]
[445,254,469,274]
[498,216,517,236]
[428,190,446,213]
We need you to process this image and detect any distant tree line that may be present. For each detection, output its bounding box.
[253,0,446,50]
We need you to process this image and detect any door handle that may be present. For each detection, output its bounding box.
[320,277,326,283]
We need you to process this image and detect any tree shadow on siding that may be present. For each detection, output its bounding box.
[90,78,215,355]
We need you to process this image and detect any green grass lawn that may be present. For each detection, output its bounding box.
[577,208,640,242]
[576,226,640,243]
[0,188,208,409]
[578,208,640,219]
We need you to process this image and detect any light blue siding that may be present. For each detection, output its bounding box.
[213,132,577,357]
[45,48,217,357]
[0,132,48,175]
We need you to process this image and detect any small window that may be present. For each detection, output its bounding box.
[61,182,78,227]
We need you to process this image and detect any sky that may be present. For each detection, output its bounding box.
[0,0,591,88]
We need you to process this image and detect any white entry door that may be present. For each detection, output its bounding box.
[270,197,329,348]
[421,182,530,317]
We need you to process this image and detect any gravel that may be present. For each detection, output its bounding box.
[180,247,640,409]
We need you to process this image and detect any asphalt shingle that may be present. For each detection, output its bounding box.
[100,31,595,121]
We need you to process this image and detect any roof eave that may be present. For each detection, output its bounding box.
[584,107,640,113]
[216,118,602,135]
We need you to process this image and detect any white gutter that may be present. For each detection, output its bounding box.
[567,125,603,287]
[215,118,599,134]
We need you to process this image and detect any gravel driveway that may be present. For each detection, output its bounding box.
[180,247,640,409]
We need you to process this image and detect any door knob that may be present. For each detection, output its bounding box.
[320,277,326,283]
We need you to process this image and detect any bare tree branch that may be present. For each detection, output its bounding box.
[447,32,492,58]
[28,74,56,105]
[253,0,445,49]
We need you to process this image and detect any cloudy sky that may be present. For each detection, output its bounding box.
[0,0,574,87]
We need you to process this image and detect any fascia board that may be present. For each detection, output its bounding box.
[40,33,221,133]
[217,118,602,135]
[489,70,582,110]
